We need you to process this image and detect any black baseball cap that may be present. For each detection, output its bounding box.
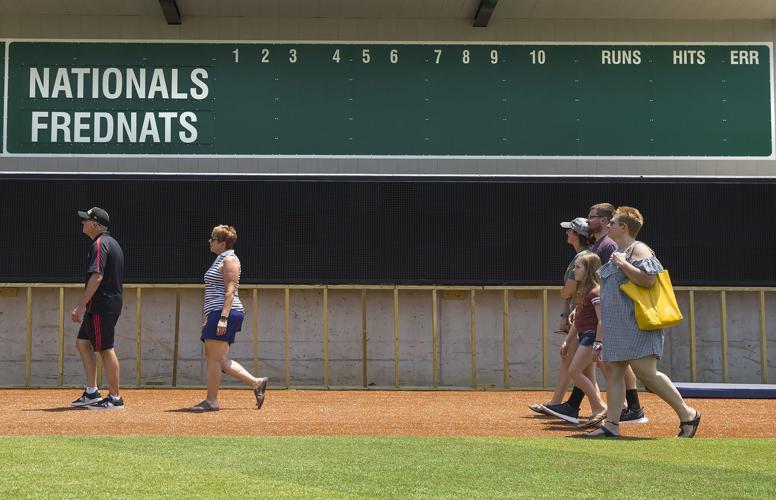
[78,207,110,226]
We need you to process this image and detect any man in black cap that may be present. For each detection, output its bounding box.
[70,207,125,409]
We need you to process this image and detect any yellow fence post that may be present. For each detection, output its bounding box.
[689,290,697,382]
[393,287,400,388]
[284,287,290,387]
[432,288,439,388]
[542,289,549,388]
[503,289,510,389]
[323,287,329,387]
[135,288,142,386]
[720,291,729,383]
[470,289,478,389]
[252,289,259,375]
[172,290,181,387]
[58,287,65,387]
[25,287,32,387]
[760,290,768,384]
[361,289,368,388]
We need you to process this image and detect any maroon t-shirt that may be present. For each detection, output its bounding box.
[574,288,600,333]
[591,234,617,266]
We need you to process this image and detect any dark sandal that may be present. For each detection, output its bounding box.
[190,400,219,412]
[583,421,619,438]
[253,377,268,410]
[677,410,701,438]
[577,409,608,429]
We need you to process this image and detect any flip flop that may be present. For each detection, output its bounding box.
[677,409,701,438]
[190,400,220,412]
[528,403,549,415]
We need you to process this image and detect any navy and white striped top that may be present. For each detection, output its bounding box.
[203,250,244,315]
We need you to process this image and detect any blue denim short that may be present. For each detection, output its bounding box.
[201,309,244,345]
[577,330,596,347]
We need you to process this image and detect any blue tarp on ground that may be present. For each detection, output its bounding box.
[674,382,776,399]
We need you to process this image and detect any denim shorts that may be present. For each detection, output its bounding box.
[201,309,244,345]
[577,330,596,347]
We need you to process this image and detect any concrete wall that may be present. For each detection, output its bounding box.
[1,285,773,388]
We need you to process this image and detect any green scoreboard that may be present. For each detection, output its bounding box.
[1,40,773,158]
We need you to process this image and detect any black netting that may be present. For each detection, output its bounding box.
[2,175,774,285]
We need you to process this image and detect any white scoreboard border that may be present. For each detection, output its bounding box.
[2,39,774,162]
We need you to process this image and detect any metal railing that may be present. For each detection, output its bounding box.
[2,283,772,388]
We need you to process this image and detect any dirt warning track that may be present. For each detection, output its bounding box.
[1,389,773,438]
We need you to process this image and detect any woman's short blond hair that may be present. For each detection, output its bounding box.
[613,206,644,238]
[211,225,237,249]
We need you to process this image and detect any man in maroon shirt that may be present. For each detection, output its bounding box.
[588,203,617,264]
[588,202,647,424]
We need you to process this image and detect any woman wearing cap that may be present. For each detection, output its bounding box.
[587,207,700,438]
[190,224,268,412]
[558,217,593,334]
[528,217,593,421]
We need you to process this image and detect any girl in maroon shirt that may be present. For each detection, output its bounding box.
[560,252,608,428]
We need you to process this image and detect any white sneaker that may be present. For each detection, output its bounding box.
[71,391,101,407]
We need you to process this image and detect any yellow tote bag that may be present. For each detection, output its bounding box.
[620,270,684,331]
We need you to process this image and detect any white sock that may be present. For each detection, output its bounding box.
[86,386,98,394]
[110,394,121,401]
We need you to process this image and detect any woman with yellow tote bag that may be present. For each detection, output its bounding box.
[585,207,700,439]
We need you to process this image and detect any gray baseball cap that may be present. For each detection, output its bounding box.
[560,217,588,236]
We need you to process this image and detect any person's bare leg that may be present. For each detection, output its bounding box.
[596,360,609,379]
[549,339,579,404]
[599,362,638,410]
[568,347,606,413]
[76,339,98,388]
[629,355,696,422]
[99,348,121,397]
[221,356,260,388]
[601,361,628,435]
[205,340,229,405]
[583,362,603,408]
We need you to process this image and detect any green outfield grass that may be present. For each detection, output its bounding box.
[1,436,774,499]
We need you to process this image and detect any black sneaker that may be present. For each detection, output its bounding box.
[87,396,125,410]
[542,402,580,424]
[71,391,101,407]
[620,407,648,424]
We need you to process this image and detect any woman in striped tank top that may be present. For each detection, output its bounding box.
[190,225,268,412]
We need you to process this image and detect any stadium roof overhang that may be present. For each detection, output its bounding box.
[1,0,775,24]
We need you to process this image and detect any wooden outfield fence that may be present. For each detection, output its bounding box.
[2,283,772,388]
